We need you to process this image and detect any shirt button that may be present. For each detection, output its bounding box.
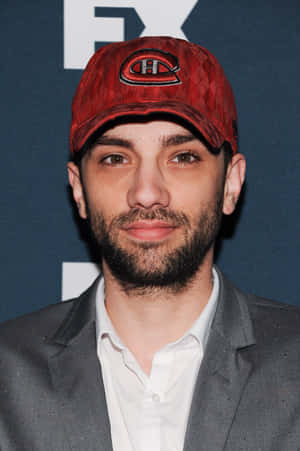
[152,393,160,402]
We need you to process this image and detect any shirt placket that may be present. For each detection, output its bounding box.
[138,350,174,451]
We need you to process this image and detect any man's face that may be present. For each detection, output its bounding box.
[68,120,244,291]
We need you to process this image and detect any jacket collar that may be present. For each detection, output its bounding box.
[50,276,99,346]
[212,266,255,349]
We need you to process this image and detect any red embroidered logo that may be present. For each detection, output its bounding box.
[119,49,181,86]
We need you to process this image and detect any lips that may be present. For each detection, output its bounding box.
[122,221,177,241]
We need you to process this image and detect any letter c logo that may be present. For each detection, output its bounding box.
[120,48,181,86]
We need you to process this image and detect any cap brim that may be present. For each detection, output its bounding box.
[71,101,226,154]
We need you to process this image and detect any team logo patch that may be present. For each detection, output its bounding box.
[119,48,181,86]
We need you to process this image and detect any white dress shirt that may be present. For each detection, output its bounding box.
[96,268,219,451]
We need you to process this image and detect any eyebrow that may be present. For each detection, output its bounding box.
[93,133,198,150]
[160,133,197,147]
[93,136,132,148]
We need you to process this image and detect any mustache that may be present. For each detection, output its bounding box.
[109,208,190,229]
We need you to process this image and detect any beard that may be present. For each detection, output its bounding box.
[85,195,223,294]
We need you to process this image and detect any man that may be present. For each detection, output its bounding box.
[0,36,300,451]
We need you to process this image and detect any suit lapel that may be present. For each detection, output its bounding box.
[184,269,256,451]
[48,278,113,451]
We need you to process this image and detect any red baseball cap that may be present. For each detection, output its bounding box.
[70,36,238,155]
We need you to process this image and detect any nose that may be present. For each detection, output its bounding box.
[127,162,170,209]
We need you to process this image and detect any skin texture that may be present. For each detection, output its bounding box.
[68,119,246,374]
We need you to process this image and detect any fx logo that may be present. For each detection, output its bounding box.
[64,0,197,69]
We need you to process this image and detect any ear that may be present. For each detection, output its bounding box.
[222,153,246,215]
[67,162,87,219]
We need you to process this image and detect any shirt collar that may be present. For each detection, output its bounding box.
[185,266,219,350]
[95,267,219,353]
[96,277,125,350]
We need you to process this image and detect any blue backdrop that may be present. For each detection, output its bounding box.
[1,0,300,322]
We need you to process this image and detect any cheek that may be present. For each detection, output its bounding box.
[170,173,223,209]
[84,178,128,219]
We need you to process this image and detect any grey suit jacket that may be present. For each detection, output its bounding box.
[0,269,300,450]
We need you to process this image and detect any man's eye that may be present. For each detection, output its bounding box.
[101,154,127,165]
[172,152,200,164]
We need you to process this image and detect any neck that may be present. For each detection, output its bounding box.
[101,254,215,374]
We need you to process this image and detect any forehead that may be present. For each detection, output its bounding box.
[91,118,209,151]
[106,119,191,137]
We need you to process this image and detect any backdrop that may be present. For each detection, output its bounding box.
[1,0,300,322]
